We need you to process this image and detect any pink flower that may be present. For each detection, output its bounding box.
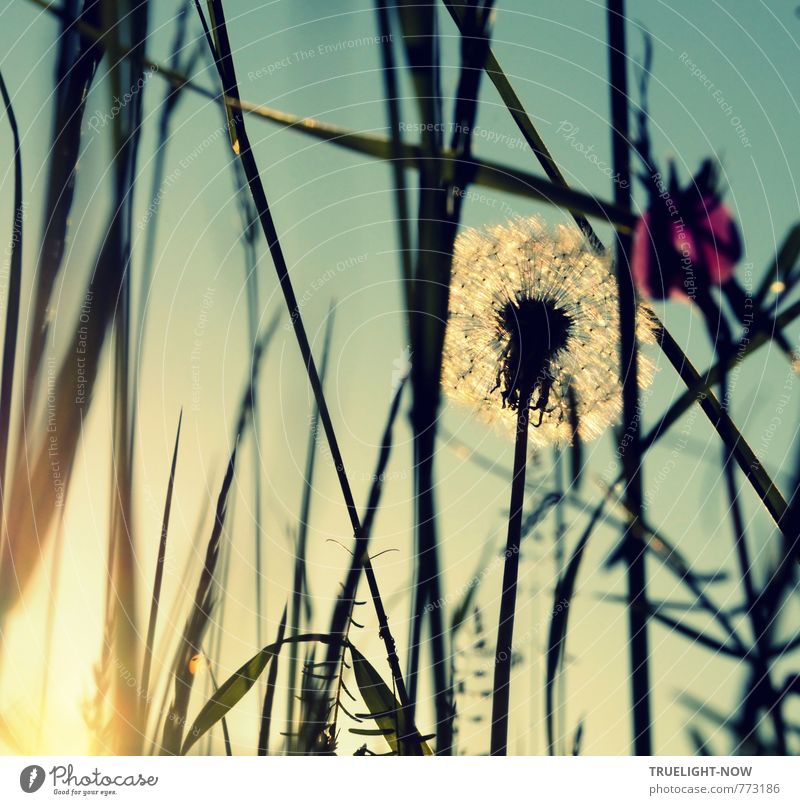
[632,160,742,301]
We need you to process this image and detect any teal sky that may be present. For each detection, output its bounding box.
[0,0,799,755]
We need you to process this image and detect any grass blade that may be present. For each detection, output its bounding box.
[182,633,344,755]
[28,0,638,230]
[140,410,183,721]
[350,645,431,756]
[545,498,606,755]
[258,605,288,756]
[162,442,238,755]
[16,0,103,439]
[194,0,411,713]
[286,308,334,734]
[656,324,789,533]
[304,374,409,753]
[606,0,652,756]
[0,68,24,567]
[204,658,232,756]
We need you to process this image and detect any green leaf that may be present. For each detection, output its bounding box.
[349,646,431,756]
[181,633,340,755]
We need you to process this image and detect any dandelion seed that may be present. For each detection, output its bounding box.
[442,216,656,449]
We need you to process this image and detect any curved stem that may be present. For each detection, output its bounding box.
[490,391,532,756]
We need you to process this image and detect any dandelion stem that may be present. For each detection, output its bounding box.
[490,389,532,756]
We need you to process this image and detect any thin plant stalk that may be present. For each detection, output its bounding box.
[221,115,263,651]
[194,0,411,710]
[259,606,288,755]
[286,308,335,735]
[140,411,183,723]
[697,291,787,752]
[15,0,102,449]
[398,1,493,752]
[0,68,24,575]
[490,389,532,756]
[30,0,638,232]
[299,375,409,753]
[132,1,201,459]
[607,0,652,755]
[450,0,794,540]
[374,0,413,314]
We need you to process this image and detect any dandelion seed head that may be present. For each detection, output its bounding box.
[442,216,656,449]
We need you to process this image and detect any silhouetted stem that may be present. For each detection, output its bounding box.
[196,0,410,710]
[697,289,787,753]
[607,0,652,755]
[490,390,532,756]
